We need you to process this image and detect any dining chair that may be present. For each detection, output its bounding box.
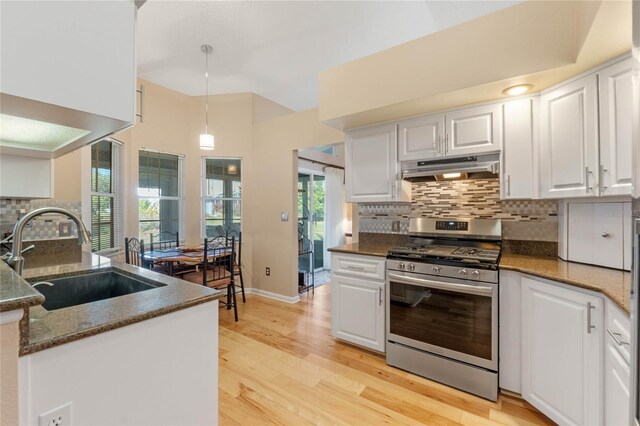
[124,237,147,268]
[181,237,238,322]
[149,231,179,250]
[226,230,246,303]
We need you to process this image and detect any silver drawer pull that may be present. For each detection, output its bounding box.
[587,302,595,334]
[347,265,366,271]
[607,328,630,346]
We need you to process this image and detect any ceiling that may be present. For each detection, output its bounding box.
[136,0,519,111]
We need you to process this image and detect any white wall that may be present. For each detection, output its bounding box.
[19,302,218,426]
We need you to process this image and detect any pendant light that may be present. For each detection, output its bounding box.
[200,44,214,150]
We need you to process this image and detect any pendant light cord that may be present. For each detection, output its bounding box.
[205,47,209,134]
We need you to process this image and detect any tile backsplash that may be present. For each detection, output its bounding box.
[359,178,558,241]
[0,199,82,240]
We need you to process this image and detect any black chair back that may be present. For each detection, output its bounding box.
[125,237,145,267]
[149,231,179,250]
[201,236,236,286]
[226,230,242,265]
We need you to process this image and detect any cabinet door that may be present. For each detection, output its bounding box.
[540,75,599,198]
[501,98,535,199]
[0,155,52,198]
[567,202,624,270]
[521,277,603,426]
[331,274,385,353]
[398,114,445,161]
[444,103,502,156]
[604,342,630,426]
[599,58,633,196]
[345,124,398,202]
[499,271,522,393]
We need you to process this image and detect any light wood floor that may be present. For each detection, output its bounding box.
[218,285,555,426]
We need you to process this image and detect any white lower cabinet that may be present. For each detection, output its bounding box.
[501,271,631,426]
[604,299,631,426]
[521,276,603,426]
[331,253,386,353]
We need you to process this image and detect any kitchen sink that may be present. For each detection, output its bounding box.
[31,270,166,311]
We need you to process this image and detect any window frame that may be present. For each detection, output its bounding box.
[138,148,185,243]
[201,157,242,239]
[89,138,123,255]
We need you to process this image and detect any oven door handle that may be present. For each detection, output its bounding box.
[388,273,494,297]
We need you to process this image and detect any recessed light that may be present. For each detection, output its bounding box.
[501,84,534,96]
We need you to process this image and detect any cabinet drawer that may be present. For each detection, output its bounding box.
[605,299,630,364]
[332,253,385,281]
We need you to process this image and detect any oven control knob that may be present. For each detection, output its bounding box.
[459,269,468,278]
[432,266,441,274]
[398,262,406,270]
[408,263,415,271]
[471,270,480,280]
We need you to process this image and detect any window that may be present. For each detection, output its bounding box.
[90,139,122,253]
[138,150,183,242]
[202,158,241,238]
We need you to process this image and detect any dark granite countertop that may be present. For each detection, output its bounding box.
[328,242,394,258]
[0,261,45,312]
[500,253,631,314]
[18,252,222,355]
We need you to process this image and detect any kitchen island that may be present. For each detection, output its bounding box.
[1,254,222,425]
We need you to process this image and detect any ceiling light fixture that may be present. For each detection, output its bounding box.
[501,84,534,96]
[200,44,214,150]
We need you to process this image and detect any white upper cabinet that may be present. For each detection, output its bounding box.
[0,1,137,158]
[501,98,537,200]
[539,74,599,198]
[398,114,445,161]
[345,124,409,203]
[567,202,626,270]
[598,58,633,196]
[521,277,603,426]
[444,103,502,156]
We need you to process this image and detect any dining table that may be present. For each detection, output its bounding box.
[142,245,232,277]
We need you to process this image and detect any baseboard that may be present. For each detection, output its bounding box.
[247,288,300,304]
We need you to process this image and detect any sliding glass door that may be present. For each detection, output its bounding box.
[298,172,325,272]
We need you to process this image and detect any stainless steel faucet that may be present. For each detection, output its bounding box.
[5,207,91,275]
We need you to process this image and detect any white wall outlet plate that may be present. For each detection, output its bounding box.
[280,211,289,221]
[38,402,72,426]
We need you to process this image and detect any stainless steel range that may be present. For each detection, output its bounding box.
[386,218,501,401]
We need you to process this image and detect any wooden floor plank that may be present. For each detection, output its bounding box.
[219,285,555,426]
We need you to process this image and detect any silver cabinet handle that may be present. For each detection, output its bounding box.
[136,84,145,123]
[379,286,383,306]
[607,328,630,346]
[599,164,608,193]
[587,302,596,334]
[585,167,593,193]
[506,175,511,197]
[347,265,366,271]
[601,232,611,238]
[444,134,449,156]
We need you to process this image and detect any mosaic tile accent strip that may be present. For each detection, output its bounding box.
[0,199,82,241]
[358,203,411,234]
[357,178,558,241]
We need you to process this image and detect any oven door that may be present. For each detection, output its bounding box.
[386,270,498,371]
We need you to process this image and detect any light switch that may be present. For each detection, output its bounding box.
[280,211,289,222]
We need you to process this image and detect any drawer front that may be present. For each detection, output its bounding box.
[605,299,630,364]
[332,253,386,281]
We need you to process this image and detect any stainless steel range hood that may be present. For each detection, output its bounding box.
[401,153,500,182]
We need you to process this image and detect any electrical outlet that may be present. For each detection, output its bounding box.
[265,267,271,276]
[38,402,71,426]
[392,220,400,232]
